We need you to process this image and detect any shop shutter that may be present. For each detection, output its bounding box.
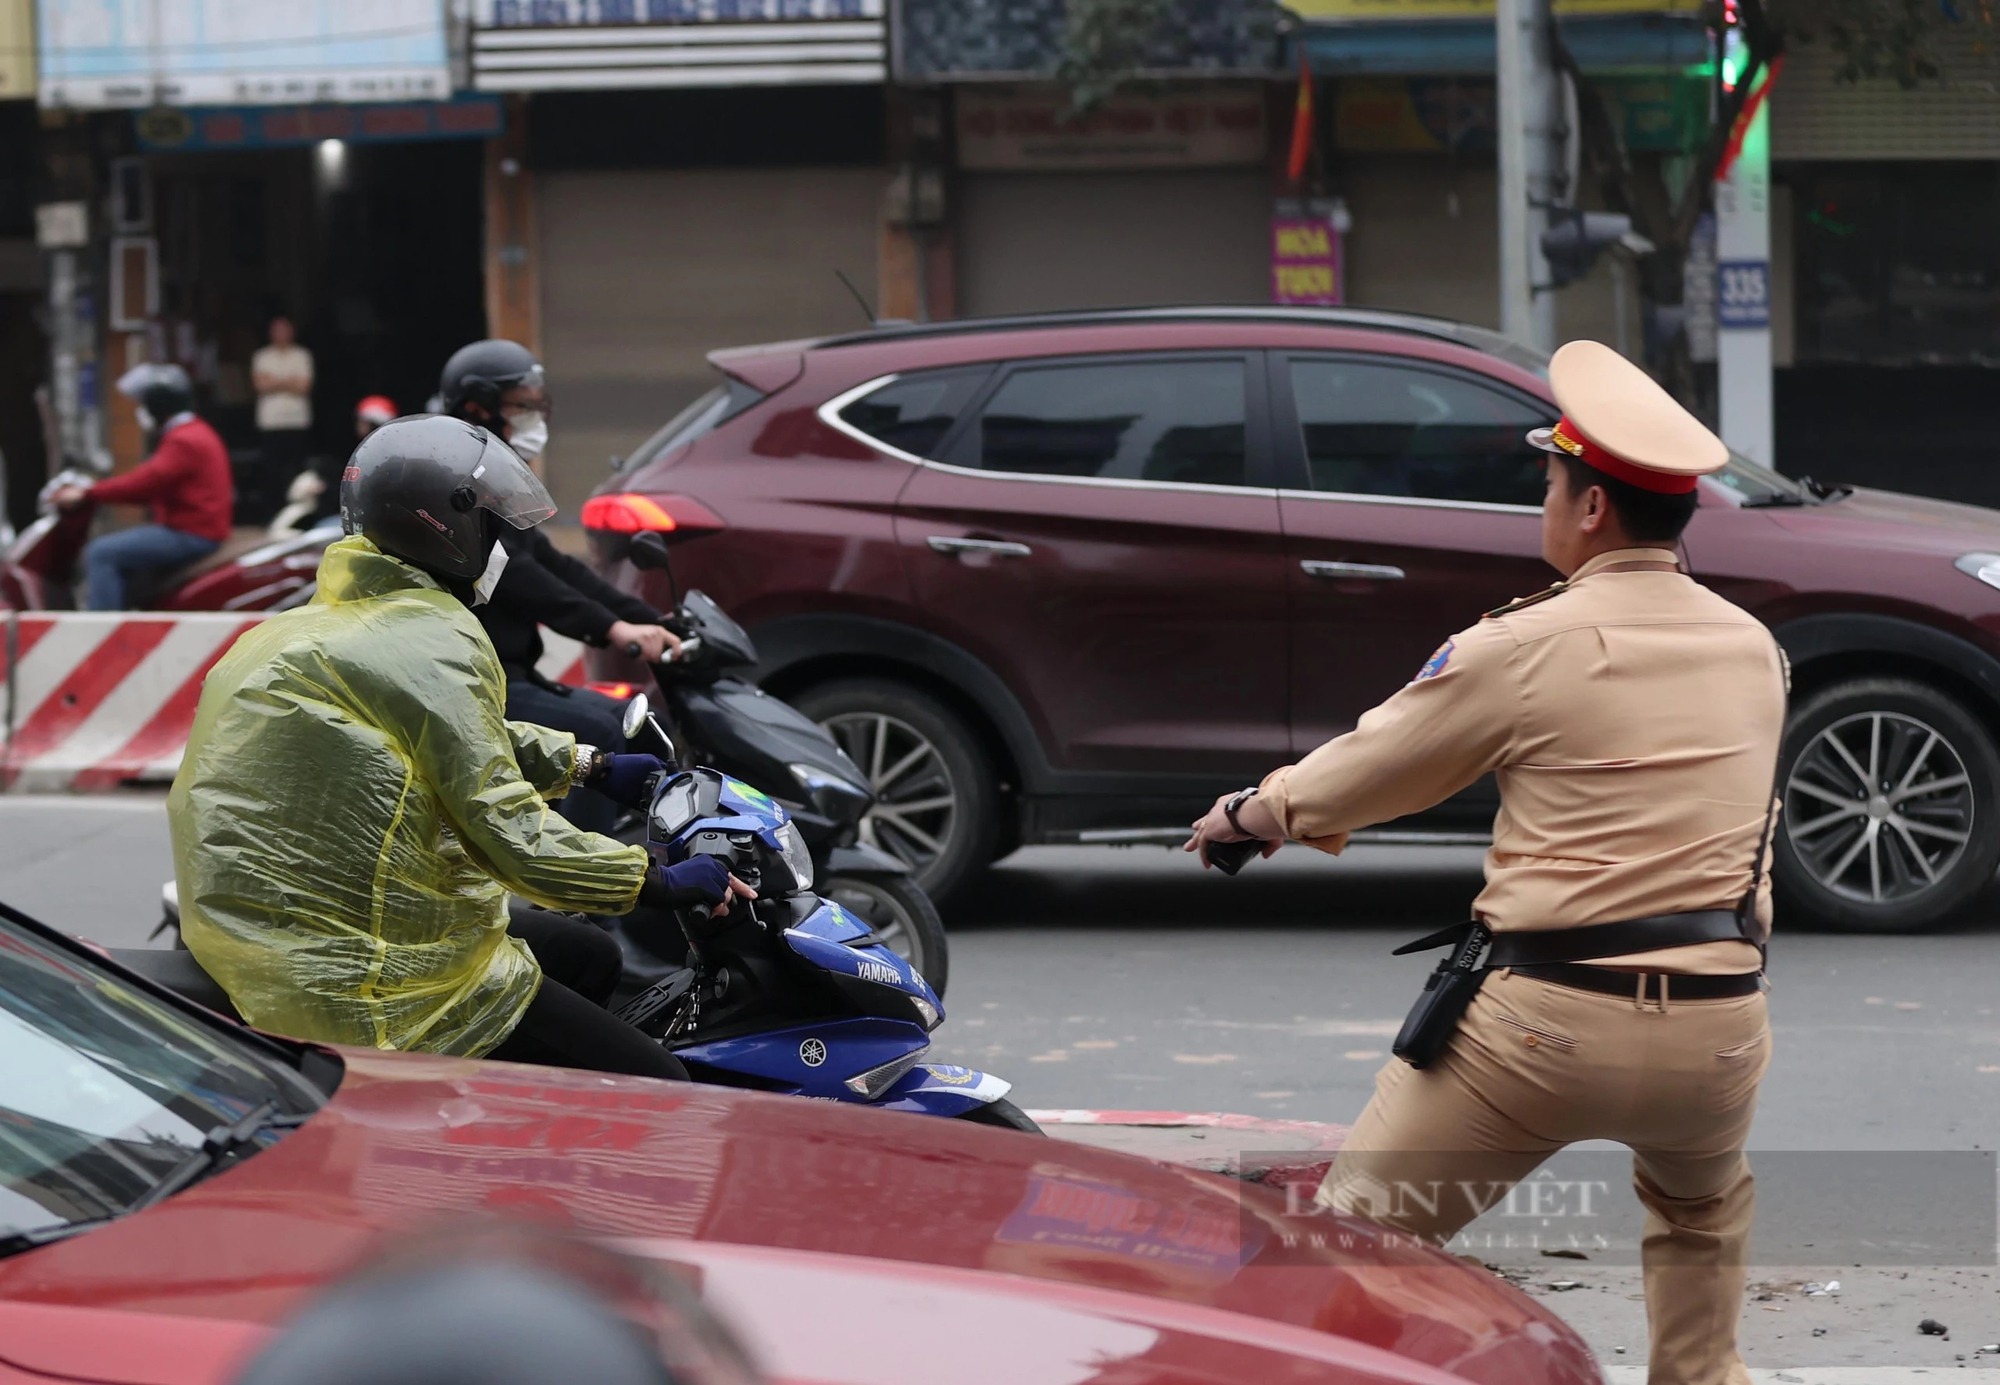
[536,167,881,515]
[957,170,1270,316]
[1773,27,2000,160]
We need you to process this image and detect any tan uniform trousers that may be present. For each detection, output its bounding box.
[1317,968,1772,1385]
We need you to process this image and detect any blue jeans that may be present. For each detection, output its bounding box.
[84,525,219,611]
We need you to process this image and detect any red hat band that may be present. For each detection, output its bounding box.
[1547,416,1698,495]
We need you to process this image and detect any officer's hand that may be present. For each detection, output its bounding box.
[587,752,669,808]
[609,621,682,664]
[1183,794,1283,870]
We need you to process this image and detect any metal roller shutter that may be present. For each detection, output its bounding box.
[1773,29,2000,160]
[956,170,1271,317]
[536,167,882,514]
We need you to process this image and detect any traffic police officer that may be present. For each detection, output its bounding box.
[1187,340,1785,1385]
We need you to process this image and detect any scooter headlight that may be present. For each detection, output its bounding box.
[772,819,815,893]
[843,1044,928,1100]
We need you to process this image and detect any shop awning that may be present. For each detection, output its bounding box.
[1295,1,1709,75]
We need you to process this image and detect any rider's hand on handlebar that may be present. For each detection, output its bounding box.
[50,484,91,512]
[1182,792,1283,870]
[638,856,757,915]
[607,621,681,664]
[586,752,669,808]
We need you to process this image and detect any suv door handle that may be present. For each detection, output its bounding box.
[928,536,1033,559]
[1301,559,1405,581]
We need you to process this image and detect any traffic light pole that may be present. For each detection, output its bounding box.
[1496,0,1557,352]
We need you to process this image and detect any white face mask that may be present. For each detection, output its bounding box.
[507,412,548,461]
[471,535,511,606]
[135,406,155,431]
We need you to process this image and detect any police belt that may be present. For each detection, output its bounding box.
[1393,909,1760,968]
[1388,910,1762,1069]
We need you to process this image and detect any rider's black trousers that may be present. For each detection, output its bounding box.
[487,907,689,1082]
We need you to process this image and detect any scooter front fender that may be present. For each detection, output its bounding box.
[871,1063,1012,1117]
[824,842,910,878]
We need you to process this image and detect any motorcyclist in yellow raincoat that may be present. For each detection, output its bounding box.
[168,415,746,1078]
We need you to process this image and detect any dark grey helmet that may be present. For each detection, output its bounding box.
[115,362,194,422]
[439,338,547,419]
[339,414,555,582]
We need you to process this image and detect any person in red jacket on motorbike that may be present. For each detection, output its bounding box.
[52,364,234,610]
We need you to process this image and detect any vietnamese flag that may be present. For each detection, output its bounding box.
[1287,47,1315,184]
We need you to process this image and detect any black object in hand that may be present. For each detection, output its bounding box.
[1206,838,1263,876]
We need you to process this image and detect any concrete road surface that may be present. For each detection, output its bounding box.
[6,795,2000,1372]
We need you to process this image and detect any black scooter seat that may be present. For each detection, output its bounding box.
[110,947,244,1022]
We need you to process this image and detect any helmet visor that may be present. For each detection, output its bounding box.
[468,431,558,529]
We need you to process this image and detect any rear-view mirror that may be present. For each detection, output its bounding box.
[629,531,673,571]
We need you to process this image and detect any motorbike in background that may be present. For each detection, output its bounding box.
[0,467,335,613]
[600,532,949,994]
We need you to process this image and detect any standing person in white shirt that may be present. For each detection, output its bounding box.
[251,315,314,523]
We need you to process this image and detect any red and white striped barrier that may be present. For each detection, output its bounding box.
[1,612,264,792]
[1,614,592,794]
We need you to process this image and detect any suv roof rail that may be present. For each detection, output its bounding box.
[808,305,1551,372]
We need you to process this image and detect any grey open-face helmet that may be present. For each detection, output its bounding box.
[115,362,194,423]
[339,414,556,584]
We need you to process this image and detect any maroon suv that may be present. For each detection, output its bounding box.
[587,308,2000,934]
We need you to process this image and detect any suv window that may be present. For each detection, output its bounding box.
[1288,357,1549,507]
[838,369,986,460]
[973,358,1248,487]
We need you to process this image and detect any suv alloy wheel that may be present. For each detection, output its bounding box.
[1773,677,2000,932]
[792,679,999,908]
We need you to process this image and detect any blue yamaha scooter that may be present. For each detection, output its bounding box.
[617,753,1037,1131]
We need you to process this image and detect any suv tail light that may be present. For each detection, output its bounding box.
[581,492,725,538]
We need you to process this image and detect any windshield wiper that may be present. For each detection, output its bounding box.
[0,1216,120,1261]
[126,1100,311,1214]
[1797,474,1854,501]
[1738,491,1809,508]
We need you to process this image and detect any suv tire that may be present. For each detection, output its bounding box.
[794,679,999,908]
[1774,677,2000,933]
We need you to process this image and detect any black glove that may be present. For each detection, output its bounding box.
[587,752,667,808]
[637,855,732,911]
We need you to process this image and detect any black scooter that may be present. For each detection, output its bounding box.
[588,534,948,997]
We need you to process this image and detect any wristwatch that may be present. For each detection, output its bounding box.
[572,743,599,790]
[1224,786,1260,837]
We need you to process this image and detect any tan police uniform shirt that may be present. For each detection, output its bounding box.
[1259,547,1787,974]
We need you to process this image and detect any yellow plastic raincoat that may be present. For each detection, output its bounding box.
[168,536,649,1056]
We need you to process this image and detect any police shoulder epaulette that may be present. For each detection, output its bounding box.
[1483,582,1568,619]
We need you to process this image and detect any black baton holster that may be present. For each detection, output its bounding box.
[1390,921,1493,1069]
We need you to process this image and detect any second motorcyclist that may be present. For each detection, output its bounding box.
[436,338,681,834]
[168,415,749,1080]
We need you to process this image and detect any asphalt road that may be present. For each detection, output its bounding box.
[9,795,2000,1372]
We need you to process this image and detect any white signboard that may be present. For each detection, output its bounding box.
[37,1,451,110]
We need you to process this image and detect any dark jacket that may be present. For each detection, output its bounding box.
[478,525,660,679]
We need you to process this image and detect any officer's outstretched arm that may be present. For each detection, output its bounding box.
[376,622,649,916]
[1260,621,1519,850]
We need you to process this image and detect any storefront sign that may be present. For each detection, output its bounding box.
[0,0,33,99]
[1295,0,1697,17]
[133,98,506,153]
[37,0,450,110]
[477,0,880,20]
[1272,203,1346,306]
[956,85,1268,172]
[1335,75,1701,153]
[471,0,885,90]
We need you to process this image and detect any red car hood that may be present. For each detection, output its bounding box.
[0,1051,1596,1385]
[1760,486,2000,555]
